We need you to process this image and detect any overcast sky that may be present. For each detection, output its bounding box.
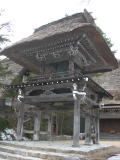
[1,0,120,59]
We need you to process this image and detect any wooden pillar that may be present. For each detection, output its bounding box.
[47,111,53,141]
[94,110,100,144]
[33,111,41,141]
[84,110,92,145]
[69,59,74,74]
[40,61,45,76]
[16,102,25,141]
[73,99,80,147]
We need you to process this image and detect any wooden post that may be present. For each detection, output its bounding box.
[84,110,92,145]
[16,102,25,141]
[40,61,45,76]
[47,111,53,140]
[33,111,41,141]
[94,110,100,144]
[73,99,80,147]
[69,59,74,75]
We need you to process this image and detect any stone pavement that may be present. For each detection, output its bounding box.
[0,140,120,159]
[0,140,114,153]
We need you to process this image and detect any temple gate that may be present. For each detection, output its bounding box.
[1,9,118,147]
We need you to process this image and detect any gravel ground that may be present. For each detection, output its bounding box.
[100,140,120,148]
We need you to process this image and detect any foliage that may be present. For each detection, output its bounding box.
[41,119,48,131]
[2,77,22,99]
[96,25,117,54]
[0,61,12,87]
[0,10,12,50]
[29,72,38,77]
[0,117,9,131]
[53,110,73,135]
[0,62,11,77]
[63,125,73,135]
[23,71,38,82]
[0,10,12,88]
[53,110,85,135]
[65,14,69,17]
[11,76,22,85]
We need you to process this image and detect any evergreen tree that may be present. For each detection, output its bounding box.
[96,25,117,54]
[0,62,12,87]
[0,10,11,50]
[0,10,12,87]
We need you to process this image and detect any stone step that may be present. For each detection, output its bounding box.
[0,150,43,160]
[0,157,9,160]
[0,141,116,155]
[0,141,119,160]
[0,144,84,160]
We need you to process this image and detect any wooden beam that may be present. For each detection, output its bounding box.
[23,130,34,134]
[23,93,74,104]
[23,130,48,135]
[22,99,100,111]
[40,131,48,135]
[16,102,25,141]
[25,83,73,93]
[79,133,96,138]
[82,97,99,107]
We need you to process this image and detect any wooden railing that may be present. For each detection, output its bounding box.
[28,71,83,83]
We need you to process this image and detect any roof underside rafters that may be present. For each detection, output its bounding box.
[3,30,117,74]
[0,10,118,73]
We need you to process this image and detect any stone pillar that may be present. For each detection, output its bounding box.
[16,102,25,141]
[94,110,100,144]
[47,111,53,140]
[33,111,41,141]
[84,110,92,145]
[73,99,80,147]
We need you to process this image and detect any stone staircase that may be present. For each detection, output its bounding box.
[0,141,84,160]
[0,141,119,160]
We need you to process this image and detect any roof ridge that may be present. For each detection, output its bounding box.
[34,12,84,33]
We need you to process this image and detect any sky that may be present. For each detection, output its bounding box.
[0,0,120,59]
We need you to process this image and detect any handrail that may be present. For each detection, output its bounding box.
[28,71,83,82]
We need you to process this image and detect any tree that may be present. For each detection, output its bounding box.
[0,62,12,87]
[0,10,12,50]
[0,10,12,87]
[81,0,90,4]
[0,8,11,49]
[96,25,117,54]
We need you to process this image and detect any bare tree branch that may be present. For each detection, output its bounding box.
[81,0,90,4]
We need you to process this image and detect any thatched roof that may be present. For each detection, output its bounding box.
[93,65,120,103]
[0,9,118,74]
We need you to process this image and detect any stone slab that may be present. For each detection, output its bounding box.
[0,140,116,155]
